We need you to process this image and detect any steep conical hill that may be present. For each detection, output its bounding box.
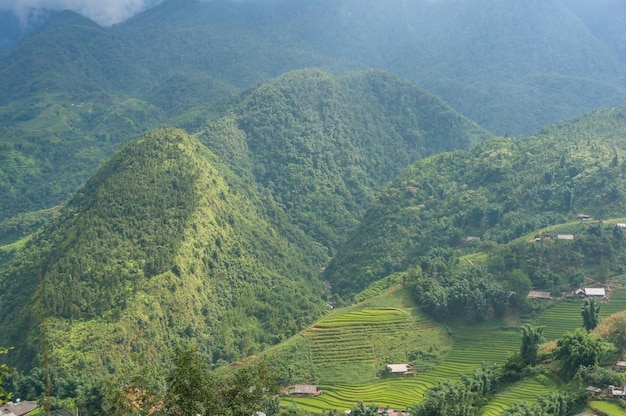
[199,69,490,252]
[326,105,626,297]
[0,128,327,373]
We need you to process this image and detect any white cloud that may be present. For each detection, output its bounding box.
[0,0,164,27]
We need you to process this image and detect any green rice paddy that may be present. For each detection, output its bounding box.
[280,288,626,414]
[480,377,559,416]
[534,289,626,341]
[588,400,625,416]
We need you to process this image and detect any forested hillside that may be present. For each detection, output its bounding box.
[199,69,488,252]
[3,1,626,412]
[2,0,625,244]
[0,128,328,374]
[1,0,625,135]
[114,0,626,135]
[326,105,626,297]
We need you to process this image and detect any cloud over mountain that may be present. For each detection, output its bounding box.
[0,0,163,26]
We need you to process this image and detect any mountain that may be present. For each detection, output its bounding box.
[325,104,626,297]
[198,69,490,252]
[0,128,327,374]
[0,69,487,250]
[564,0,626,62]
[0,68,488,374]
[2,0,625,136]
[0,11,151,104]
[113,0,626,135]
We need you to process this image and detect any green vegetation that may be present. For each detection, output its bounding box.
[6,0,626,135]
[5,4,626,413]
[200,69,488,252]
[326,105,626,298]
[262,288,449,385]
[0,128,328,374]
[588,400,625,416]
[582,298,601,331]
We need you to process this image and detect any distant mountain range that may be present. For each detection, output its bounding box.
[2,0,626,135]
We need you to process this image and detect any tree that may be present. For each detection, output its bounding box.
[508,269,532,307]
[348,401,380,416]
[554,328,603,375]
[165,345,215,416]
[581,297,600,331]
[0,347,12,405]
[212,361,279,416]
[76,382,107,416]
[164,345,279,416]
[520,324,544,366]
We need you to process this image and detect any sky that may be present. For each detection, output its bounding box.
[0,0,165,26]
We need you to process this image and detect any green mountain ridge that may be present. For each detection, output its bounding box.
[2,0,626,135]
[326,104,626,297]
[0,128,327,374]
[200,69,489,252]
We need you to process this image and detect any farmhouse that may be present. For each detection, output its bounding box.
[527,291,552,300]
[577,288,607,299]
[609,385,626,398]
[585,386,602,395]
[387,364,413,374]
[615,361,626,371]
[557,234,574,240]
[289,384,321,397]
[0,401,38,416]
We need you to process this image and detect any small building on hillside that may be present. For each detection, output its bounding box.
[557,234,574,240]
[386,364,413,374]
[0,401,38,416]
[609,385,626,399]
[289,384,321,397]
[575,288,607,299]
[615,361,626,371]
[527,291,553,300]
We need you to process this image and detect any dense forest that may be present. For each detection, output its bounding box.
[0,128,328,374]
[325,105,626,297]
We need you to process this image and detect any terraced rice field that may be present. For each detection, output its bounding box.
[289,322,530,413]
[534,289,626,340]
[588,400,625,416]
[302,308,444,384]
[282,288,626,413]
[480,377,559,416]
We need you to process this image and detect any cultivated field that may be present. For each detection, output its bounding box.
[534,288,626,340]
[278,288,626,414]
[480,377,559,416]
